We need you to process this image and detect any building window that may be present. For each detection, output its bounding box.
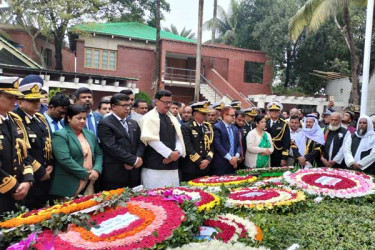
[41,47,52,67]
[84,48,117,70]
[244,61,264,83]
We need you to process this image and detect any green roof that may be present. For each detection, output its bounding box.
[73,22,195,43]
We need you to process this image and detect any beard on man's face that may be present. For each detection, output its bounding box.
[328,124,340,131]
[358,129,367,136]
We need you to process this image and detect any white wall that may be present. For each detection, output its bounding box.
[0,1,10,9]
[326,77,375,114]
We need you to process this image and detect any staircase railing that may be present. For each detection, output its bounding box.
[164,67,227,102]
[239,91,255,107]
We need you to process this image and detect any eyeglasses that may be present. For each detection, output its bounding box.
[158,99,172,105]
[117,104,131,108]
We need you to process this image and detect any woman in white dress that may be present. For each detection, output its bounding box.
[245,115,274,168]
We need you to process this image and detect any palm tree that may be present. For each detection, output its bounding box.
[163,24,196,39]
[204,0,240,44]
[289,0,366,105]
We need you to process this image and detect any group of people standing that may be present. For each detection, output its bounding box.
[1,73,375,216]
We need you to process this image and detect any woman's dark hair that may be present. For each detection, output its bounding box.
[65,105,87,125]
[254,114,265,124]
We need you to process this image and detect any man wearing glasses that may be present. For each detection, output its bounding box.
[139,90,185,189]
[211,106,242,175]
[98,93,144,190]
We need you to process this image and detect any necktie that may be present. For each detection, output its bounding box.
[121,119,129,135]
[52,120,59,132]
[87,113,95,135]
[227,126,234,156]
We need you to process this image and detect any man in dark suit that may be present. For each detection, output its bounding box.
[211,106,241,175]
[266,101,291,167]
[98,93,144,190]
[16,75,53,209]
[75,87,102,137]
[180,101,214,181]
[243,107,257,132]
[0,77,34,214]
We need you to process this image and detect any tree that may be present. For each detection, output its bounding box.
[289,0,365,104]
[204,0,240,44]
[163,24,196,39]
[4,0,105,70]
[103,0,170,28]
[153,0,162,95]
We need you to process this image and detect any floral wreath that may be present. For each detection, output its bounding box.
[168,239,268,250]
[148,187,220,212]
[203,214,263,243]
[33,196,185,250]
[253,177,285,187]
[0,189,124,228]
[188,175,257,186]
[237,166,295,176]
[225,187,305,210]
[283,168,375,198]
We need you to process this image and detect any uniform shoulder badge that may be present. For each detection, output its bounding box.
[8,111,22,121]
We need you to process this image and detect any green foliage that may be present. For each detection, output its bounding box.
[103,0,170,27]
[135,91,152,105]
[163,24,196,39]
[48,88,67,100]
[253,196,375,249]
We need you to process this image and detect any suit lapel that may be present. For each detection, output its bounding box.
[126,119,133,142]
[110,114,131,140]
[65,125,83,155]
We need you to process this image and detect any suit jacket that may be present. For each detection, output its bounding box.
[211,121,241,175]
[86,111,103,136]
[50,125,103,197]
[180,120,214,177]
[97,114,145,189]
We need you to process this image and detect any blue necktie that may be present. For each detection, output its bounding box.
[87,113,95,135]
[52,120,59,132]
[227,126,234,156]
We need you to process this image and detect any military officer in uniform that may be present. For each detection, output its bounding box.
[16,75,53,209]
[180,101,214,181]
[266,101,291,167]
[230,100,241,111]
[0,77,34,215]
[210,101,225,122]
[243,107,257,132]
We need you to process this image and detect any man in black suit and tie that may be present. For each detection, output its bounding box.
[98,93,144,190]
[211,106,242,175]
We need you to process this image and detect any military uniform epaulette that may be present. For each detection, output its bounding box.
[8,111,22,121]
[8,111,30,148]
[279,118,287,123]
[203,121,212,126]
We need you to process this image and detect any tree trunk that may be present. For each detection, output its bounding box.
[153,0,161,96]
[210,0,217,68]
[284,47,291,88]
[343,3,360,105]
[54,28,65,70]
[194,0,204,102]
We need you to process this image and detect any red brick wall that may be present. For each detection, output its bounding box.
[4,29,75,71]
[160,40,272,96]
[76,40,155,97]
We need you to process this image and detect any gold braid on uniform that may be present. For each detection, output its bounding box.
[272,122,287,151]
[203,122,214,151]
[9,112,31,149]
[36,113,53,160]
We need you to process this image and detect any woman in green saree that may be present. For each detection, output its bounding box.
[245,115,274,168]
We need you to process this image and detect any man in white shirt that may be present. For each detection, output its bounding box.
[139,90,185,189]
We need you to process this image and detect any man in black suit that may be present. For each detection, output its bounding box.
[98,93,144,190]
[16,75,53,209]
[180,101,214,181]
[0,77,34,215]
[266,101,291,167]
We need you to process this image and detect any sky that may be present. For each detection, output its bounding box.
[161,0,232,42]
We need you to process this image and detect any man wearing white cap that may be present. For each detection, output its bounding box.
[266,101,291,167]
